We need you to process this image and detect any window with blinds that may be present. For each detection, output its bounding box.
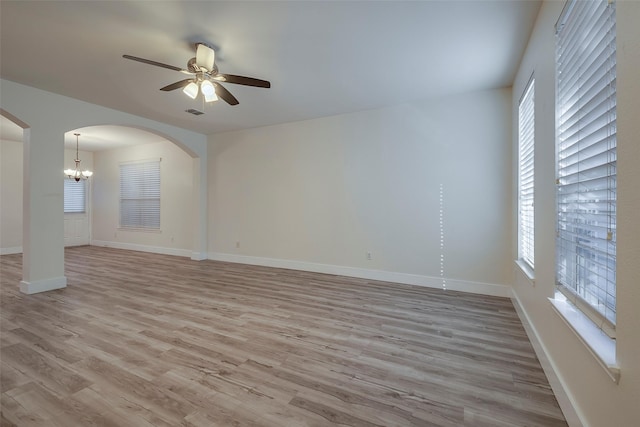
[518,78,535,270]
[64,178,86,213]
[556,0,617,326]
[119,160,160,230]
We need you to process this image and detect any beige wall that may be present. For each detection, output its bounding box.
[92,140,195,256]
[1,142,94,252]
[511,2,640,426]
[209,88,513,293]
[0,140,23,253]
[0,79,207,292]
[1,137,196,257]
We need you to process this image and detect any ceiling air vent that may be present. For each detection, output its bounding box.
[185,108,204,116]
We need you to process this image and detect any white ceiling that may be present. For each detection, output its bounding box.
[0,0,541,144]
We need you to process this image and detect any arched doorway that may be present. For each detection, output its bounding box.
[0,110,28,255]
[68,125,199,258]
[1,111,208,294]
[1,78,209,295]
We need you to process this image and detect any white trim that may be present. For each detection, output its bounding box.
[117,227,162,234]
[555,286,616,339]
[91,240,191,258]
[207,252,511,297]
[511,292,585,427]
[190,252,207,261]
[19,276,67,294]
[514,258,535,283]
[518,76,535,268]
[0,246,22,255]
[118,157,162,165]
[549,295,619,383]
[64,238,90,247]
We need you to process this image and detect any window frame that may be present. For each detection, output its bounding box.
[63,178,87,214]
[118,159,161,231]
[518,76,535,273]
[555,0,617,332]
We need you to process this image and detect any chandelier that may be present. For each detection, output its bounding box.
[64,133,93,181]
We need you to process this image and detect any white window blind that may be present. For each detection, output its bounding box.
[64,178,86,213]
[518,78,535,269]
[556,0,616,325]
[119,160,160,229]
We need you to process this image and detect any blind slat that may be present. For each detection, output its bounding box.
[119,160,160,229]
[518,78,535,269]
[64,179,86,213]
[556,0,616,325]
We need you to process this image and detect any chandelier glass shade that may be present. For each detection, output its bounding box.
[64,133,93,182]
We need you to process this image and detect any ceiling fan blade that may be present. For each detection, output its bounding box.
[160,79,192,91]
[123,54,187,73]
[213,82,239,105]
[213,74,271,88]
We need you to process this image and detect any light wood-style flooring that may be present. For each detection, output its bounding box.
[0,246,567,426]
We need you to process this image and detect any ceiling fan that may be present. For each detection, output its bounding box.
[123,43,270,106]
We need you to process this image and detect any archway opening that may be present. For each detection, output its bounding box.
[64,124,198,259]
[0,110,28,256]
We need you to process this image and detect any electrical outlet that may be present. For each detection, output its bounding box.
[236,241,240,249]
[366,251,372,260]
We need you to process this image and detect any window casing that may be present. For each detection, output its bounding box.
[556,0,617,326]
[518,78,535,270]
[64,178,86,213]
[119,159,160,230]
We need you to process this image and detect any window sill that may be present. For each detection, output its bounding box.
[515,259,535,284]
[549,294,620,383]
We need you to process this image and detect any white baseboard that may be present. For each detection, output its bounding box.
[511,292,584,427]
[91,240,192,258]
[64,238,90,247]
[208,252,511,298]
[20,276,67,294]
[3,244,91,254]
[191,251,208,261]
[0,246,22,255]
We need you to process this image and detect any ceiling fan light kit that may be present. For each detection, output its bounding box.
[200,80,218,103]
[183,81,199,99]
[123,43,270,108]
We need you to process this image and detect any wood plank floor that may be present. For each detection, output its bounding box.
[0,246,567,426]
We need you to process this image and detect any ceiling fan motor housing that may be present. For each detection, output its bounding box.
[195,43,215,72]
[187,57,218,75]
